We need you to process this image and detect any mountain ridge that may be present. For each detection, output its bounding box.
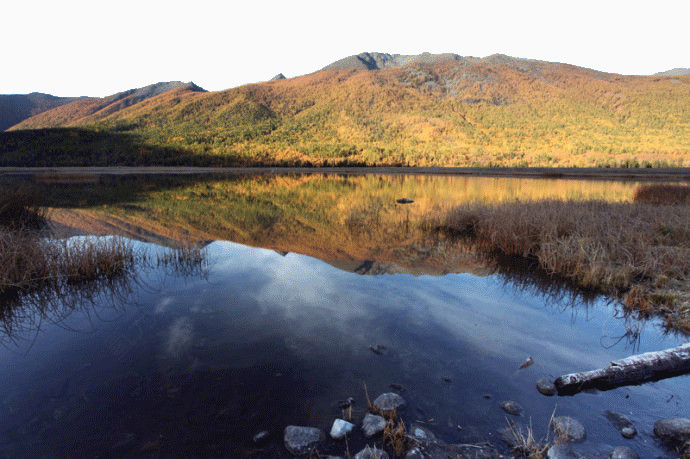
[3,53,689,168]
[0,92,83,131]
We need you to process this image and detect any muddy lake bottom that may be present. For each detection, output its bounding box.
[0,239,687,457]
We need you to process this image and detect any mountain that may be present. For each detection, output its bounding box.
[655,68,690,76]
[3,53,689,168]
[11,81,206,130]
[0,93,82,131]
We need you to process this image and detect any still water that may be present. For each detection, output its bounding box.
[0,173,687,457]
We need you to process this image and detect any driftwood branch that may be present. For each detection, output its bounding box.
[554,343,690,395]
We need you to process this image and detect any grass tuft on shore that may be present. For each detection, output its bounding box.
[434,194,690,333]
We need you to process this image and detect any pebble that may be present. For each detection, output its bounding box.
[373,392,406,414]
[283,425,324,456]
[550,416,586,442]
[362,413,387,438]
[252,430,269,444]
[329,419,354,440]
[546,443,577,459]
[409,424,437,441]
[500,400,523,416]
[536,377,557,396]
[609,445,639,459]
[604,411,637,439]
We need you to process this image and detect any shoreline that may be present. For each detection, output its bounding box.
[1,166,689,180]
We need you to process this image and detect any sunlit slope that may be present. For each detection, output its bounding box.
[7,55,690,167]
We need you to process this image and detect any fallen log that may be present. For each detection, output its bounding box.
[554,343,690,395]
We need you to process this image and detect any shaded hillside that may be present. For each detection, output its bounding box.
[5,53,690,167]
[11,81,206,130]
[0,93,81,131]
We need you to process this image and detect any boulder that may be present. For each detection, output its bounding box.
[550,416,586,442]
[653,417,690,445]
[283,425,324,456]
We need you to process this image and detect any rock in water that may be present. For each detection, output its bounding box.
[518,356,534,369]
[283,425,324,456]
[410,424,437,441]
[330,418,354,440]
[500,400,523,416]
[610,446,639,459]
[362,413,387,438]
[373,392,406,414]
[550,416,586,442]
[354,445,389,458]
[653,417,690,445]
[536,378,557,396]
[546,443,577,459]
[604,411,637,438]
[252,430,270,444]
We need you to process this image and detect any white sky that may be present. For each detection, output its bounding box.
[2,0,688,97]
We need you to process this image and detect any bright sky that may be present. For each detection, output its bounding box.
[3,0,688,97]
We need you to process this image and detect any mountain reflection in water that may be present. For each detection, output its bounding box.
[0,172,686,458]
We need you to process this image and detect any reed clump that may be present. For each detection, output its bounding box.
[0,189,136,298]
[436,198,690,333]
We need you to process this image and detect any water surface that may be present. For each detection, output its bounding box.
[0,173,687,457]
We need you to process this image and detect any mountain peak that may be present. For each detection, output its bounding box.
[270,73,287,81]
[321,52,464,71]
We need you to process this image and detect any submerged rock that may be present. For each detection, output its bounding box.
[252,430,270,444]
[653,417,690,445]
[373,392,406,414]
[610,445,639,459]
[362,413,387,438]
[547,443,577,459]
[354,445,389,459]
[536,378,557,396]
[550,416,586,442]
[330,419,354,440]
[518,356,534,370]
[409,424,437,441]
[283,425,324,456]
[406,432,499,458]
[604,411,637,438]
[500,400,523,416]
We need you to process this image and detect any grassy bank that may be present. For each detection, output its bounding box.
[433,185,690,333]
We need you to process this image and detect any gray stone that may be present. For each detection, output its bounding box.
[537,378,557,396]
[500,400,523,416]
[604,411,637,439]
[550,416,586,442]
[329,418,354,440]
[653,417,690,445]
[353,445,389,459]
[409,424,437,441]
[362,413,387,438]
[283,425,324,456]
[610,446,639,459]
[547,443,577,459]
[252,430,269,444]
[404,446,424,458]
[373,392,406,414]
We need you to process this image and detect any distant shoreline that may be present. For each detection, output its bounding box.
[1,166,689,180]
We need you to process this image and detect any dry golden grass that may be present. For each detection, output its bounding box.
[633,184,690,205]
[436,199,690,333]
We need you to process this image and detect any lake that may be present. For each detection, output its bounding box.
[0,172,687,457]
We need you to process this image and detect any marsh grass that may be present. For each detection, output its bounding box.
[633,184,690,205]
[434,198,690,333]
